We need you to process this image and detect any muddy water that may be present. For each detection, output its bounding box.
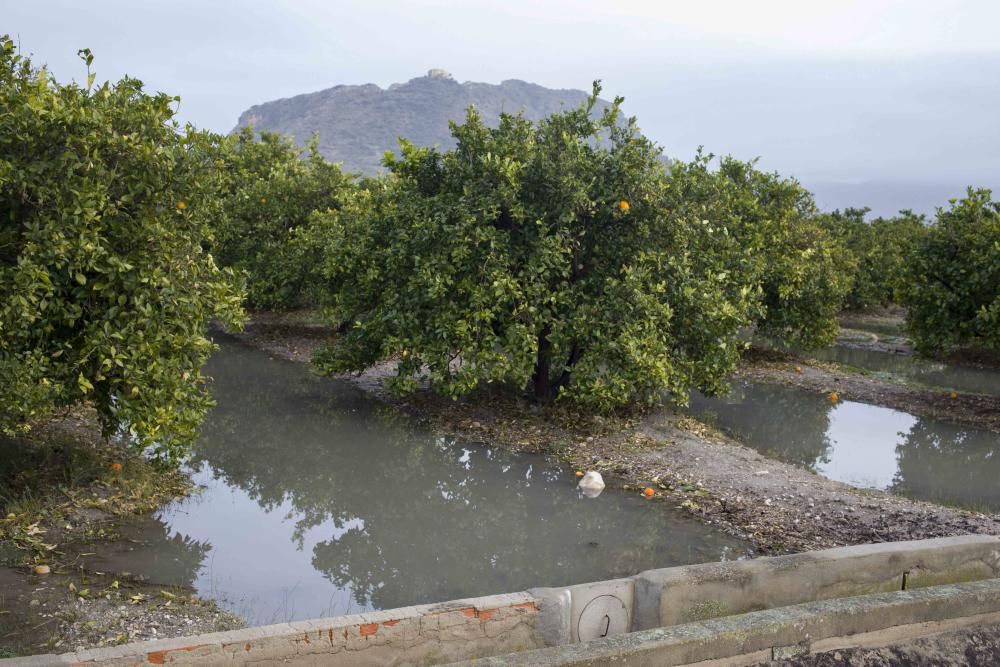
[688,380,1000,511]
[81,338,741,625]
[810,345,1000,397]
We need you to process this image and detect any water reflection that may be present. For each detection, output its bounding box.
[688,381,1000,511]
[103,338,741,623]
[78,517,211,589]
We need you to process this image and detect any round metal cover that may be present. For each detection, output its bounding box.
[577,594,629,641]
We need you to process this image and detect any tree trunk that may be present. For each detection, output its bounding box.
[532,325,553,401]
[556,342,582,393]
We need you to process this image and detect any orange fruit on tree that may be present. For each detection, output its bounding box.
[176,201,186,210]
[618,200,630,212]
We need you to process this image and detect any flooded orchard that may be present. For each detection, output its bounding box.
[811,344,1000,397]
[80,338,741,625]
[688,380,1000,512]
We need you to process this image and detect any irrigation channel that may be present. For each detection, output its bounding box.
[811,344,1000,397]
[77,338,742,625]
[688,378,1000,512]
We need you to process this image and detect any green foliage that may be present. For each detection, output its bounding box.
[901,188,1000,353]
[669,155,852,349]
[213,129,354,309]
[818,207,927,309]
[0,38,244,461]
[312,84,844,408]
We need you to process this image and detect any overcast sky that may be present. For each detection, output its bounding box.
[4,0,1000,208]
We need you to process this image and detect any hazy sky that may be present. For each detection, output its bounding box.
[4,1,1000,204]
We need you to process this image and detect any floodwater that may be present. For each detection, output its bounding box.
[810,345,1000,397]
[688,380,1000,511]
[81,338,742,625]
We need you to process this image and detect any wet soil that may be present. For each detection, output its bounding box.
[0,566,241,657]
[759,623,1000,666]
[0,410,243,657]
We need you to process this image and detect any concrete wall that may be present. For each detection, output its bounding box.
[17,594,541,666]
[9,535,999,666]
[456,578,1000,666]
[630,533,1000,631]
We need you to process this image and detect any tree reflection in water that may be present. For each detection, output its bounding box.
[688,381,834,470]
[892,419,1000,512]
[184,337,741,611]
[688,379,999,512]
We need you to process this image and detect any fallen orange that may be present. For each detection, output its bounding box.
[643,487,655,498]
[110,462,123,473]
[829,392,839,403]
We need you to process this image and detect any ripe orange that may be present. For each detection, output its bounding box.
[176,201,186,210]
[110,463,123,473]
[829,392,839,403]
[643,487,655,498]
[618,200,630,212]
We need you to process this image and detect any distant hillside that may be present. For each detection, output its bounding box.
[233,70,612,174]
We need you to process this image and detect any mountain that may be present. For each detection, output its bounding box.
[233,70,613,175]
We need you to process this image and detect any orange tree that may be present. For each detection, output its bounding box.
[669,154,853,350]
[312,84,843,408]
[818,207,927,309]
[901,189,1000,353]
[0,39,244,461]
[212,129,355,309]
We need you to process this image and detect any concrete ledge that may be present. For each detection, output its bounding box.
[20,593,540,666]
[632,533,1000,630]
[455,577,1000,666]
[7,536,998,666]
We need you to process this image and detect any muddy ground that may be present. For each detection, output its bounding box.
[0,410,243,657]
[758,623,1000,666]
[0,565,241,657]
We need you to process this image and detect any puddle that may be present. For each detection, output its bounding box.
[78,338,742,625]
[811,345,1000,397]
[688,380,1000,512]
